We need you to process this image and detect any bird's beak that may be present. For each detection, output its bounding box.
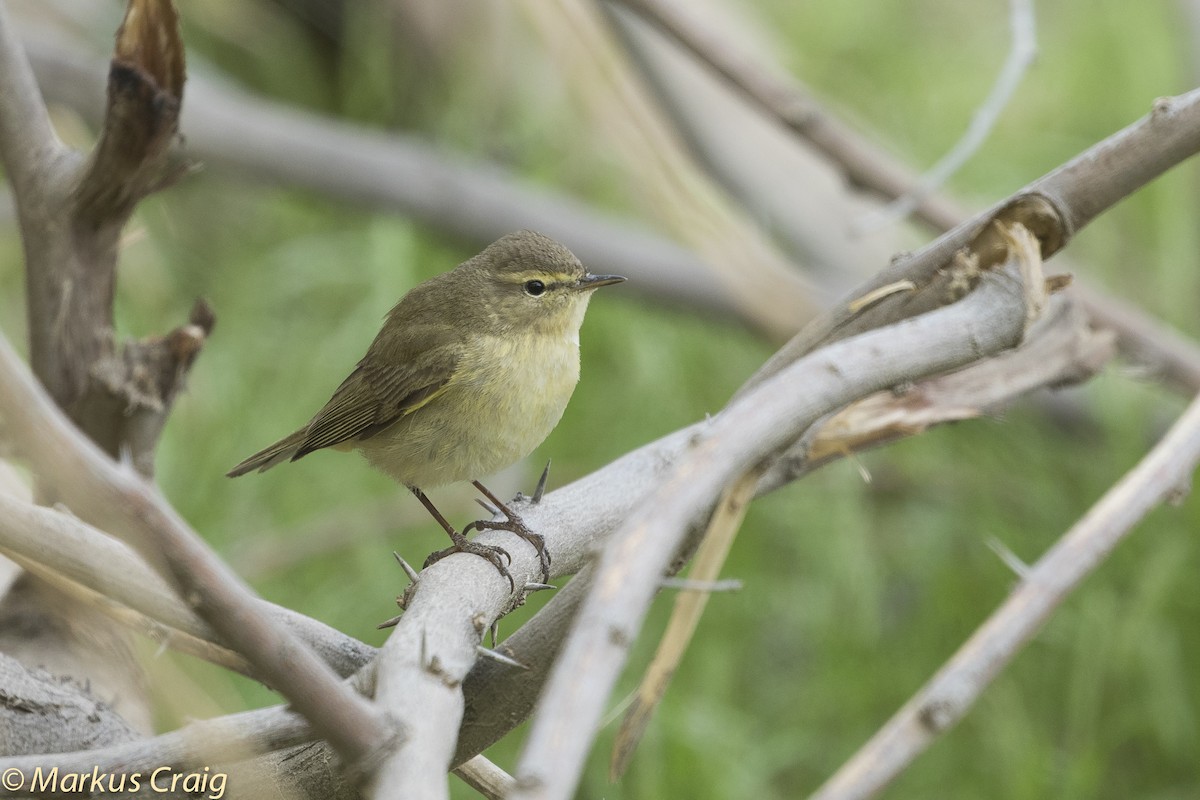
[576,273,626,290]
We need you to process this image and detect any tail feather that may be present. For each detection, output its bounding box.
[226,429,308,477]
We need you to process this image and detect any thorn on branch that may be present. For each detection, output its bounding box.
[391,551,421,586]
[532,460,552,504]
[389,552,421,611]
[475,645,528,670]
[377,614,403,630]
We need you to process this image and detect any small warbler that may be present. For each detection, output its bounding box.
[227,230,624,588]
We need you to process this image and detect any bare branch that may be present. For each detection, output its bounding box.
[0,3,66,201]
[74,0,187,225]
[451,248,1109,771]
[608,0,967,228]
[455,567,592,766]
[857,0,1037,232]
[0,331,394,774]
[759,290,1115,492]
[0,702,314,798]
[511,229,1043,799]
[611,468,759,779]
[0,492,377,679]
[810,387,1200,800]
[6,0,200,470]
[744,86,1200,392]
[611,0,1200,393]
[367,541,530,798]
[21,37,742,327]
[455,756,517,800]
[0,653,141,756]
[516,0,816,338]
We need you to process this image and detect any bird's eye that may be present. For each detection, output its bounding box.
[524,280,546,297]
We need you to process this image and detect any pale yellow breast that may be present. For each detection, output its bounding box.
[357,331,580,488]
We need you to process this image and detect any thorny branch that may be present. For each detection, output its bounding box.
[0,0,393,782]
[3,3,1199,798]
[510,224,1048,799]
[0,327,395,776]
[0,0,200,743]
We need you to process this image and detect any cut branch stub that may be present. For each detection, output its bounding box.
[75,0,188,224]
[115,0,186,97]
[822,195,1068,348]
[968,193,1068,266]
[26,0,203,478]
[115,298,216,476]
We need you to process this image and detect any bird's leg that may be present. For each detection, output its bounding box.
[462,480,551,582]
[412,486,514,592]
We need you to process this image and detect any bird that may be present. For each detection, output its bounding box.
[227,230,624,589]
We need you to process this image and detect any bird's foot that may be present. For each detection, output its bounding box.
[423,532,514,592]
[466,480,552,582]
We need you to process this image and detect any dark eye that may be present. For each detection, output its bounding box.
[524,280,546,297]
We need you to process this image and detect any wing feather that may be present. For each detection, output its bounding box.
[291,317,461,459]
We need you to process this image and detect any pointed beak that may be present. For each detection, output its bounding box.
[576,273,626,290]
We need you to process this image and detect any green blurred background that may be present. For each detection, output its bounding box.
[2,0,1198,797]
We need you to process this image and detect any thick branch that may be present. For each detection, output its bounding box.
[452,289,1112,766]
[0,257,1111,790]
[74,0,186,224]
[0,701,313,799]
[0,493,376,680]
[5,0,198,469]
[0,331,393,774]
[367,554,505,798]
[744,88,1200,391]
[0,654,141,756]
[0,3,65,201]
[511,234,1040,799]
[0,0,197,751]
[455,569,591,766]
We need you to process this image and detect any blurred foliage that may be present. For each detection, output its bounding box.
[2,0,1200,798]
